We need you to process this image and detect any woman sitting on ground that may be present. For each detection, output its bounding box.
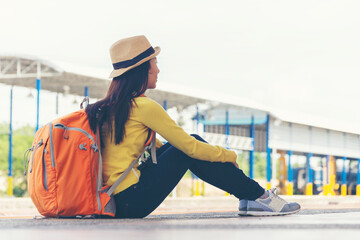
[85,35,301,218]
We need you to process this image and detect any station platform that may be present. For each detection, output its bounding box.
[1,195,360,218]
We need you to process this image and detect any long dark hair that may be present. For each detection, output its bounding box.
[86,61,150,146]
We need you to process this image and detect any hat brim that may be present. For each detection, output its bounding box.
[109,46,160,79]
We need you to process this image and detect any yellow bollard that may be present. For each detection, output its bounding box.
[341,184,347,196]
[323,184,330,196]
[266,182,272,190]
[7,176,13,196]
[305,183,313,195]
[278,152,286,194]
[195,180,200,196]
[201,181,205,196]
[356,185,360,196]
[327,174,337,196]
[286,182,293,195]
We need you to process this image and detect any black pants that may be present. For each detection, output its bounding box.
[114,134,265,218]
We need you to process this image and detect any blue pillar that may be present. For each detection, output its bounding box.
[163,100,167,111]
[249,115,255,179]
[84,86,89,97]
[35,78,41,132]
[358,158,360,186]
[193,107,200,187]
[8,87,13,196]
[288,150,293,182]
[342,157,347,185]
[266,114,271,185]
[225,110,229,149]
[326,155,330,184]
[307,153,313,183]
[305,152,313,195]
[196,105,200,133]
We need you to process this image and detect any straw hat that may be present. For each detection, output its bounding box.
[109,35,160,78]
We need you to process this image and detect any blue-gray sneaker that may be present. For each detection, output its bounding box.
[239,188,301,216]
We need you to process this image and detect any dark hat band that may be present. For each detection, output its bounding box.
[112,47,155,70]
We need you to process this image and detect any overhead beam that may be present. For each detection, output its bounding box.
[0,59,16,74]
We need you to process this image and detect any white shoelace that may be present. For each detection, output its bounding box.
[267,188,287,211]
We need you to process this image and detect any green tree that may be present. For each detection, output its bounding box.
[236,151,249,176]
[0,125,34,197]
[254,152,266,179]
[236,151,266,179]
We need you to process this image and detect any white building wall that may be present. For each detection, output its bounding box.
[269,118,360,159]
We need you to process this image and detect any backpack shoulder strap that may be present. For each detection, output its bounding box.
[144,129,157,164]
[106,153,141,196]
[149,132,157,164]
[106,130,157,196]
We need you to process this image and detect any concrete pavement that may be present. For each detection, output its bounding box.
[1,209,360,240]
[1,195,360,217]
[1,196,360,240]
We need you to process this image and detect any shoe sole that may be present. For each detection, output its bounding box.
[238,208,301,216]
[238,211,247,216]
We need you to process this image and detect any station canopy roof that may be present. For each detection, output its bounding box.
[0,55,269,116]
[0,55,209,109]
[1,54,360,135]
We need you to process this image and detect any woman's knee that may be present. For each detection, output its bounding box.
[190,134,207,143]
[156,144,190,164]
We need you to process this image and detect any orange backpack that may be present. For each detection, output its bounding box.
[25,99,156,218]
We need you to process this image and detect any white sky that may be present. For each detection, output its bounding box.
[1,0,360,133]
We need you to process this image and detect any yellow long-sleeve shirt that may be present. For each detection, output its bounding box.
[102,96,237,195]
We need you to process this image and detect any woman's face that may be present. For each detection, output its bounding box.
[147,58,159,89]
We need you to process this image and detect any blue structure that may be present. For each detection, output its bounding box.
[195,105,200,133]
[288,122,293,190]
[84,86,89,97]
[307,153,313,183]
[342,157,347,185]
[286,150,294,195]
[305,153,314,194]
[225,110,229,149]
[358,158,360,186]
[163,100,167,111]
[35,78,41,132]
[288,150,293,182]
[8,87,13,196]
[326,155,330,184]
[249,115,255,179]
[266,114,271,189]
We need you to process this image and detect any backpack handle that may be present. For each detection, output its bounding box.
[80,97,89,109]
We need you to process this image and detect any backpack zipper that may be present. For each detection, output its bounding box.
[24,147,33,176]
[49,123,55,167]
[25,129,42,176]
[43,147,48,191]
[29,139,43,173]
[54,123,97,144]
